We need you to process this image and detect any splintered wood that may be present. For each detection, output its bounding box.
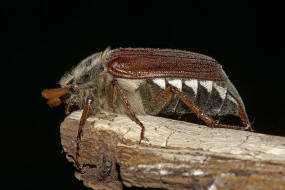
[60,111,285,190]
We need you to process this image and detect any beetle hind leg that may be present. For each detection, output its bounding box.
[170,86,251,131]
[146,86,174,115]
[237,101,253,131]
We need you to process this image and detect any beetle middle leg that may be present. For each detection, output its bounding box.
[111,80,145,143]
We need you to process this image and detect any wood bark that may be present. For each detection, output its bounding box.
[60,111,285,190]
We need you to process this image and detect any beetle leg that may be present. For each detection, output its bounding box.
[109,81,116,112]
[75,96,93,171]
[111,80,145,143]
[65,103,71,115]
[147,87,174,115]
[170,87,248,130]
[237,101,253,131]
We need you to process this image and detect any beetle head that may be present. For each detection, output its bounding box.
[51,48,111,107]
[59,49,110,89]
[42,48,111,108]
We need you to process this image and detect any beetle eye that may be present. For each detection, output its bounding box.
[82,74,90,80]
[77,73,91,84]
[67,79,74,85]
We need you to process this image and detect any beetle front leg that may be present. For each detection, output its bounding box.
[65,103,71,115]
[109,80,117,112]
[111,80,145,143]
[75,96,93,171]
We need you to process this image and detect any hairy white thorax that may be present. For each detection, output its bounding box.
[56,47,147,115]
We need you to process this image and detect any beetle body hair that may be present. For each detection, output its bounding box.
[42,47,252,172]
[58,47,249,127]
[59,48,147,115]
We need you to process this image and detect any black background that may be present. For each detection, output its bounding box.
[2,1,284,189]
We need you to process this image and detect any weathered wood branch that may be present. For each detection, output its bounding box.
[60,111,285,190]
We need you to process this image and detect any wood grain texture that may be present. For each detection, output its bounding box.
[60,111,285,190]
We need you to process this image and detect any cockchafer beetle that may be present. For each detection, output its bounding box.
[42,47,252,170]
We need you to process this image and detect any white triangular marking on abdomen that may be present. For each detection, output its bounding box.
[214,83,227,113]
[153,78,166,89]
[184,79,198,95]
[213,83,227,100]
[227,94,238,105]
[167,79,182,91]
[199,80,213,93]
